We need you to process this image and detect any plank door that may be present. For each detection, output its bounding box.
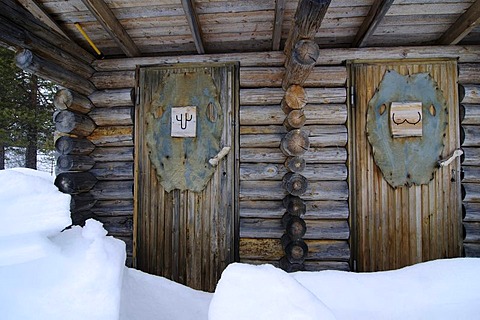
[350,60,462,272]
[134,63,239,292]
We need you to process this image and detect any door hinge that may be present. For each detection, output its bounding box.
[350,86,355,107]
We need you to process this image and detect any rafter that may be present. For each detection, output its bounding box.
[17,0,69,39]
[272,0,286,51]
[437,0,480,45]
[81,0,140,57]
[181,0,205,54]
[352,0,394,48]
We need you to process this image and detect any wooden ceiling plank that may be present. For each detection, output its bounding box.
[81,0,141,57]
[352,0,394,48]
[272,0,286,51]
[437,0,480,45]
[16,0,70,39]
[181,0,205,54]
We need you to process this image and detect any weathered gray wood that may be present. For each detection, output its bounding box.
[94,215,133,236]
[240,104,347,125]
[285,216,307,240]
[240,163,347,181]
[282,172,308,196]
[437,0,480,45]
[16,0,69,38]
[81,0,141,57]
[464,182,480,202]
[55,136,95,155]
[272,0,286,50]
[280,129,310,156]
[240,180,348,201]
[90,71,136,89]
[56,154,95,172]
[240,218,349,239]
[239,199,348,220]
[462,104,480,124]
[54,171,97,194]
[352,0,394,47]
[464,221,480,242]
[89,89,135,107]
[241,88,346,105]
[464,243,480,257]
[89,146,134,162]
[90,180,133,200]
[284,156,306,173]
[70,193,97,213]
[54,89,94,114]
[464,202,480,222]
[181,0,204,54]
[92,199,134,216]
[89,161,134,180]
[459,64,480,85]
[89,107,133,126]
[54,110,96,137]
[283,195,306,216]
[240,147,347,164]
[463,125,480,146]
[283,40,320,90]
[284,0,332,59]
[87,126,134,147]
[15,49,96,96]
[462,85,480,104]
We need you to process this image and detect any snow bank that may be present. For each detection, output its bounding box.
[0,169,126,320]
[209,263,336,320]
[120,268,212,320]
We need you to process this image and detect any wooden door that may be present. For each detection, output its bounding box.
[350,60,462,272]
[134,63,239,291]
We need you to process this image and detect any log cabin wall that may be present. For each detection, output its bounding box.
[88,46,480,269]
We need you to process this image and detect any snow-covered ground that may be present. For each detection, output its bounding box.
[1,168,479,320]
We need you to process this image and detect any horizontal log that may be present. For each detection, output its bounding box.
[239,218,349,240]
[87,126,134,147]
[240,180,348,201]
[90,71,136,89]
[464,243,480,257]
[92,46,480,72]
[89,161,134,181]
[71,210,94,226]
[89,107,134,126]
[462,166,480,183]
[92,199,134,216]
[90,180,133,200]
[70,193,97,213]
[240,147,347,164]
[89,146,134,162]
[239,200,348,220]
[462,104,480,125]
[462,125,480,146]
[240,66,347,88]
[53,89,94,114]
[56,154,95,172]
[239,259,350,271]
[458,64,480,85]
[88,89,134,107]
[55,136,95,155]
[240,163,347,181]
[54,171,97,195]
[240,88,346,105]
[463,182,480,202]
[464,202,480,222]
[54,110,96,137]
[461,85,480,104]
[15,49,96,96]
[93,215,133,237]
[240,104,347,125]
[464,222,480,242]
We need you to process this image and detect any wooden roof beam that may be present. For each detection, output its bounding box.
[284,0,331,58]
[352,0,394,48]
[272,0,286,51]
[81,0,141,57]
[181,0,205,54]
[437,0,480,45]
[17,0,70,39]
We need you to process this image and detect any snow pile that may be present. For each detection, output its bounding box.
[0,168,71,265]
[0,168,125,320]
[209,263,335,320]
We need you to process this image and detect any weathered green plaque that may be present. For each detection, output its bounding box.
[145,68,223,192]
[366,70,448,187]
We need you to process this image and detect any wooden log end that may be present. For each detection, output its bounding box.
[279,256,305,273]
[285,156,306,173]
[282,194,306,216]
[54,172,97,194]
[282,172,308,196]
[284,84,307,109]
[285,239,308,264]
[280,129,310,157]
[286,215,307,239]
[54,89,73,111]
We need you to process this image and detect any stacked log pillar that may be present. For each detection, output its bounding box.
[279,84,310,272]
[53,89,97,226]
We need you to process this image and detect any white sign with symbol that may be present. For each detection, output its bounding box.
[171,106,196,137]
